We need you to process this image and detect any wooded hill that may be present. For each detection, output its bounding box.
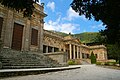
[49,30,99,44]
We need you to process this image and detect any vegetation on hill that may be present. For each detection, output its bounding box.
[74,32,99,43]
[49,30,99,44]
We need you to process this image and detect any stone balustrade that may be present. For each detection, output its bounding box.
[44,30,64,39]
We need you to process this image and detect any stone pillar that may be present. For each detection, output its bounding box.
[39,22,43,53]
[46,46,48,53]
[80,46,82,59]
[77,46,79,59]
[63,46,66,52]
[69,44,72,59]
[73,45,76,59]
[23,20,30,51]
[52,47,54,52]
[4,10,14,48]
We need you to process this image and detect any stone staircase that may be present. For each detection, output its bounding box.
[0,48,62,69]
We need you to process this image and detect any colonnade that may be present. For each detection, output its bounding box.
[43,44,90,60]
[43,45,59,53]
[69,44,82,59]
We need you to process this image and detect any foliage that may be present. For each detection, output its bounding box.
[96,62,104,65]
[71,0,120,65]
[75,32,99,43]
[104,62,117,66]
[107,44,120,64]
[0,0,39,17]
[71,0,120,45]
[90,52,96,64]
[67,60,76,65]
[51,30,100,43]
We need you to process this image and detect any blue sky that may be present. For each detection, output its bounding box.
[39,0,105,34]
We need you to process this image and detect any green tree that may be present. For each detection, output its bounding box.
[90,52,96,64]
[107,44,120,64]
[0,0,39,17]
[71,0,120,44]
[71,0,120,65]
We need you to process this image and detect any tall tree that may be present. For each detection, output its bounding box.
[71,0,120,64]
[0,0,39,17]
[71,0,120,44]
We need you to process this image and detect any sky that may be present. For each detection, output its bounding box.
[39,0,105,34]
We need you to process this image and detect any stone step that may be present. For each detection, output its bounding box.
[2,66,48,69]
[0,48,62,69]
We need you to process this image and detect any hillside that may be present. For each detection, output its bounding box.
[74,32,99,43]
[48,30,99,43]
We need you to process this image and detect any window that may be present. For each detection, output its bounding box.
[95,54,98,58]
[43,45,47,53]
[87,54,89,58]
[31,28,38,46]
[48,46,52,52]
[54,47,59,52]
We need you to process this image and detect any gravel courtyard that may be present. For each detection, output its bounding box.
[1,65,120,80]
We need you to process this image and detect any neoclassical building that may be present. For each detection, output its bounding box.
[43,30,107,62]
[0,3,107,64]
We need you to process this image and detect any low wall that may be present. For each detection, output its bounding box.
[44,52,68,65]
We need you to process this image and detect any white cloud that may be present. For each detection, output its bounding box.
[63,7,79,21]
[44,16,79,34]
[39,0,41,3]
[63,7,88,21]
[46,2,55,12]
[91,23,104,29]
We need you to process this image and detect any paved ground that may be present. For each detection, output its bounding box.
[1,65,120,80]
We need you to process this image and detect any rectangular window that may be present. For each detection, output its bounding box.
[31,28,38,46]
[54,47,59,52]
[0,17,3,38]
[87,54,89,58]
[95,54,98,58]
[43,45,46,53]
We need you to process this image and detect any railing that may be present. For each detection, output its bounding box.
[89,45,106,49]
[44,30,64,39]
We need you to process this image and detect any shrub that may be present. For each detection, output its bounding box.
[104,62,117,66]
[90,52,96,64]
[96,62,102,65]
[67,60,76,65]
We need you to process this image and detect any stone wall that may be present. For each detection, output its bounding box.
[44,52,68,65]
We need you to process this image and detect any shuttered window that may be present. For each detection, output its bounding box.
[31,28,38,46]
[0,17,3,38]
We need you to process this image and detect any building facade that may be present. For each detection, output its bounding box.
[43,30,107,62]
[0,3,46,52]
[0,3,107,63]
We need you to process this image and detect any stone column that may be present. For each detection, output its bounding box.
[80,46,82,59]
[63,46,66,52]
[69,44,72,59]
[46,46,48,53]
[73,45,76,59]
[39,22,43,53]
[77,46,79,59]
[4,10,14,48]
[52,47,54,52]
